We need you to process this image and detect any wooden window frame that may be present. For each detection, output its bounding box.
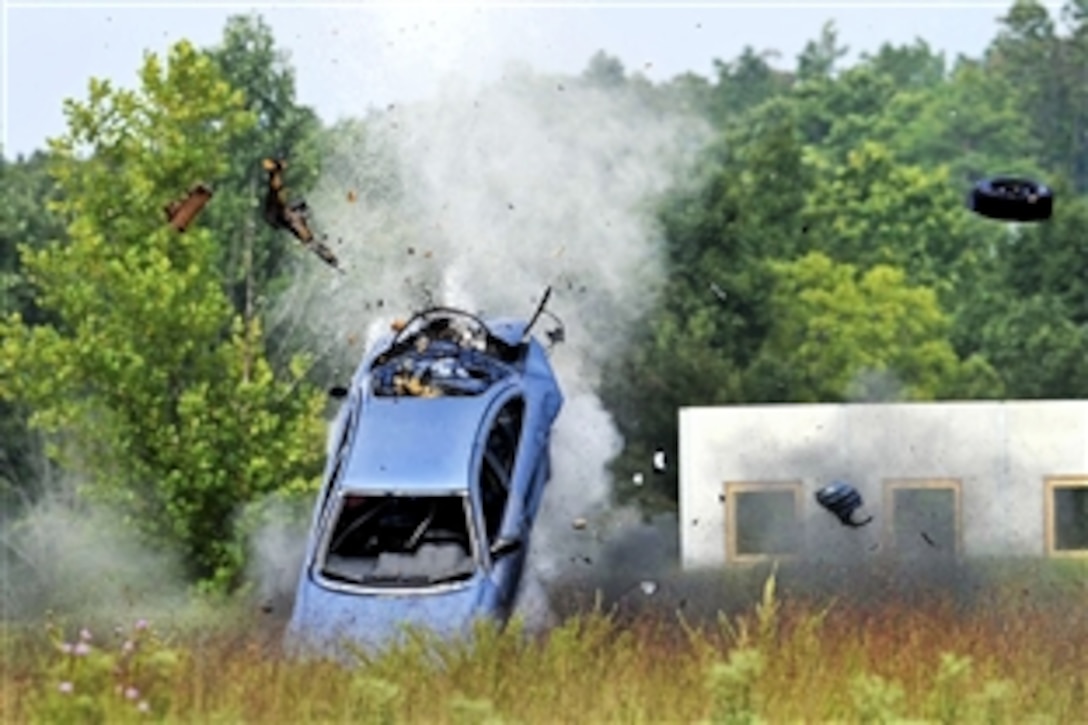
[882,478,963,557]
[723,481,804,563]
[1044,476,1088,558]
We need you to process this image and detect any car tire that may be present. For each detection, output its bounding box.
[968,176,1053,222]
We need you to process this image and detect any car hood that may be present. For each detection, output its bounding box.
[285,573,489,660]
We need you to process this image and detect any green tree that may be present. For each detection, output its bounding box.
[873,58,1044,186]
[0,40,326,587]
[746,252,1000,402]
[0,151,69,516]
[202,14,324,351]
[801,141,993,292]
[860,38,946,90]
[707,47,793,128]
[796,20,849,83]
[973,293,1088,398]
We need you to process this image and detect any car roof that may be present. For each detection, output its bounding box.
[336,387,511,494]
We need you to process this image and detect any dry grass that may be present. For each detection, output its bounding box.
[3,559,1087,723]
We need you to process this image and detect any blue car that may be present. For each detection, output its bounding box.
[285,291,565,658]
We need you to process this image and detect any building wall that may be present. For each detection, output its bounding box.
[678,401,1088,569]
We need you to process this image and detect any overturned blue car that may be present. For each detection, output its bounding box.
[285,290,565,658]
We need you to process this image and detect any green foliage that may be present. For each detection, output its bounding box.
[860,38,947,90]
[796,20,850,83]
[706,648,765,725]
[875,59,1044,185]
[202,13,324,334]
[0,39,325,586]
[753,252,996,402]
[708,47,793,127]
[851,672,906,724]
[26,618,182,723]
[929,652,973,723]
[0,152,69,513]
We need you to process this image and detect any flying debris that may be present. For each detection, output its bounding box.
[164,183,213,232]
[815,481,873,528]
[967,176,1053,222]
[261,157,345,273]
[652,448,667,474]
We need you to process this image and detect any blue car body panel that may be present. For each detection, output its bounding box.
[286,306,564,658]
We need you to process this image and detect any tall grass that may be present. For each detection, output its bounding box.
[3,560,1087,722]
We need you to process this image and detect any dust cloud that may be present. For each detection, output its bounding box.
[266,18,710,614]
[0,475,190,629]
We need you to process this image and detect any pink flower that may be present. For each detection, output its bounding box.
[74,642,91,656]
[58,681,73,694]
[79,628,92,642]
[125,686,140,701]
[135,619,148,631]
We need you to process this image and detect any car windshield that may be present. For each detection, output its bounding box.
[318,493,478,588]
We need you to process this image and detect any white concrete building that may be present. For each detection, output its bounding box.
[678,401,1088,569]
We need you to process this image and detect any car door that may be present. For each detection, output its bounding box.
[479,396,528,612]
[523,389,560,523]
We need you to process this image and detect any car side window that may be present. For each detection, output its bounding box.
[480,398,525,545]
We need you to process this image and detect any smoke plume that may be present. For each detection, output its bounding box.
[267,41,709,600]
[0,476,190,628]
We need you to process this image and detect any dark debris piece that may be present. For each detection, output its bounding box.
[261,157,345,273]
[652,448,667,474]
[815,481,873,528]
[164,183,213,232]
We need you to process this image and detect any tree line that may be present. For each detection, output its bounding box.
[1,1,1084,589]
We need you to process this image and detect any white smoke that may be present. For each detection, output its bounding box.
[0,481,190,627]
[262,11,710,597]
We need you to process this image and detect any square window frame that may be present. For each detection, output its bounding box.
[882,478,963,558]
[723,481,804,563]
[1044,476,1088,558]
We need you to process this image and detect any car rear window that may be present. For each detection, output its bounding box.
[319,493,477,588]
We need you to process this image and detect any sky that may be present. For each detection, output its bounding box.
[0,1,1054,160]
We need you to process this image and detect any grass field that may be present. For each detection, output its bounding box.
[2,559,1087,723]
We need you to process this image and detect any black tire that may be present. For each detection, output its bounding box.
[968,176,1053,222]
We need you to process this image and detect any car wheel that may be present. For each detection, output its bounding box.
[967,176,1053,222]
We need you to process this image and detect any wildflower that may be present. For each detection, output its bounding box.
[79,628,93,642]
[58,681,73,694]
[125,686,140,701]
[135,619,148,631]
[122,640,135,654]
[59,642,73,654]
[137,701,150,713]
[74,642,92,656]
